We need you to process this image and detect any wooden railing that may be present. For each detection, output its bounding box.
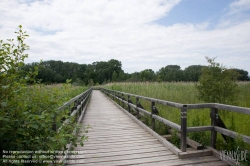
[56,88,92,164]
[100,88,250,153]
[56,88,92,131]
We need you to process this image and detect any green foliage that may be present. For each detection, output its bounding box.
[0,26,88,165]
[1,25,29,108]
[170,130,181,148]
[195,57,250,161]
[233,68,249,81]
[183,65,205,82]
[196,57,240,105]
[157,65,183,82]
[104,82,250,158]
[112,71,118,82]
[24,59,125,85]
[139,69,156,82]
[23,57,249,85]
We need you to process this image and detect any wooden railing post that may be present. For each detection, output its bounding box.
[136,97,140,119]
[112,91,114,100]
[118,92,120,105]
[107,90,109,97]
[210,107,218,148]
[181,105,187,152]
[79,97,83,114]
[122,93,124,108]
[114,92,118,102]
[128,95,131,113]
[76,99,79,121]
[151,101,156,131]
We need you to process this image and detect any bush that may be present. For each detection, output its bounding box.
[0,26,86,165]
[196,57,239,105]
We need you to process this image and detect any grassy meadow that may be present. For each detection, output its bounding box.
[24,84,88,109]
[20,84,89,127]
[102,82,250,151]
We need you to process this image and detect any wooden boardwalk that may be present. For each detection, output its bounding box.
[67,90,227,166]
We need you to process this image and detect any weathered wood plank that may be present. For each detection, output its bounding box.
[84,134,152,141]
[168,129,204,150]
[214,126,250,144]
[130,156,221,166]
[69,150,175,163]
[77,138,159,147]
[187,126,213,132]
[215,103,250,115]
[102,89,183,108]
[83,132,151,139]
[79,130,148,136]
[66,90,227,166]
[81,125,140,130]
[77,136,158,145]
[186,161,228,166]
[161,134,172,140]
[106,94,182,156]
[75,140,164,151]
[179,149,212,159]
[69,146,170,158]
[152,114,181,131]
[67,155,178,166]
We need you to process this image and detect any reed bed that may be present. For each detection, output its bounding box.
[102,82,250,152]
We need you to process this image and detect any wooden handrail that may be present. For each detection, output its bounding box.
[57,88,92,165]
[100,87,250,152]
[57,88,92,111]
[56,88,92,132]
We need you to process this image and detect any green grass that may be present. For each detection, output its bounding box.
[102,82,250,153]
[25,84,88,109]
[0,83,89,163]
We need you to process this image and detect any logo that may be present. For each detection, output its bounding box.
[220,147,248,165]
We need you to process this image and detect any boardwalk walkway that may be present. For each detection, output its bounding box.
[67,90,227,166]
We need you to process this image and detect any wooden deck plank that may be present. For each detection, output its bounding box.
[184,161,228,166]
[74,142,166,153]
[66,90,226,166]
[83,135,154,143]
[128,156,221,166]
[83,132,152,139]
[82,130,149,136]
[69,146,169,158]
[67,155,178,166]
[69,149,175,163]
[79,131,148,138]
[75,140,164,150]
[76,138,160,147]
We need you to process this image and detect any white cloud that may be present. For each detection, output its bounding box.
[229,0,250,13]
[0,0,250,74]
[218,0,250,28]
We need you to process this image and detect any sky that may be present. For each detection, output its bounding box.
[1,0,250,74]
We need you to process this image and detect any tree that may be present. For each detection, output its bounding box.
[1,25,29,108]
[157,65,183,82]
[128,72,140,82]
[112,71,118,82]
[139,69,156,82]
[233,69,249,81]
[196,57,239,104]
[183,65,204,82]
[0,26,85,162]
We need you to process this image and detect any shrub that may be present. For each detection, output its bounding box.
[0,26,86,165]
[196,57,239,105]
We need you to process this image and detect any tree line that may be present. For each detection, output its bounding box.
[23,59,250,85]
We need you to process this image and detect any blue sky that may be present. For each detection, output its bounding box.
[0,0,250,73]
[156,0,235,28]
